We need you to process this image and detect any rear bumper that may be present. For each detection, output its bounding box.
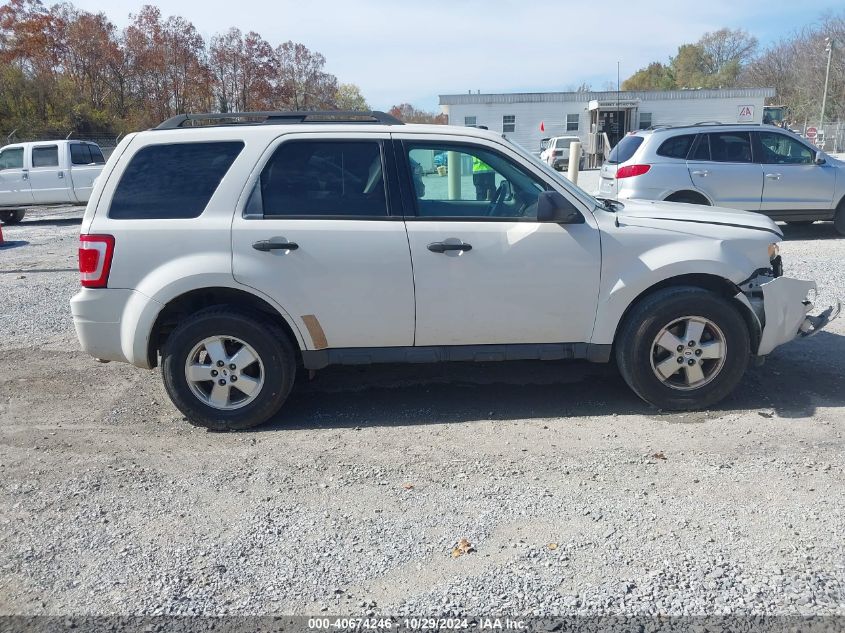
[70,288,155,365]
[755,276,841,355]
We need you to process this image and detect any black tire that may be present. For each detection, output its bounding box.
[835,202,845,236]
[665,192,710,206]
[0,210,25,224]
[786,220,814,226]
[615,287,750,411]
[161,307,297,430]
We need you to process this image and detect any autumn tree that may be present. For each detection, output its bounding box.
[335,83,368,110]
[388,103,446,124]
[274,40,337,110]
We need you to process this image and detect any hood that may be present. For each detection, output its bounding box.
[613,199,783,238]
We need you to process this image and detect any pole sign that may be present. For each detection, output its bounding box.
[806,127,818,140]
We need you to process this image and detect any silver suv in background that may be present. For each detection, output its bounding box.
[598,124,845,235]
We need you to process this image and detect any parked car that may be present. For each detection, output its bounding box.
[0,140,106,224]
[70,111,839,430]
[598,124,845,234]
[540,135,585,171]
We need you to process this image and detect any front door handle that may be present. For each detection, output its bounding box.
[765,173,782,180]
[427,241,472,253]
[253,240,299,252]
[691,170,709,177]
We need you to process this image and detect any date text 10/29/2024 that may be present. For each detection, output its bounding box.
[307,617,527,631]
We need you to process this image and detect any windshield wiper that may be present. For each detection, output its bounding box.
[595,197,623,212]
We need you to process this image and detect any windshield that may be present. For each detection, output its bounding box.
[504,136,600,209]
[607,135,645,164]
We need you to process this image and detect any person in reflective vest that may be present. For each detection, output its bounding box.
[471,155,496,201]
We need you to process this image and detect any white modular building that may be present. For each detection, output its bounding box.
[439,88,776,158]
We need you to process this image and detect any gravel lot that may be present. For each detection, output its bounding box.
[1,206,844,622]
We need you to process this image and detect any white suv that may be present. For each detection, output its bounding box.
[70,111,840,430]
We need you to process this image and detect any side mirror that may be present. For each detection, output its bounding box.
[536,190,584,224]
[814,151,826,165]
[500,179,513,201]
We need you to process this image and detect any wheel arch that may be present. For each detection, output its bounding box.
[663,189,712,205]
[611,273,761,354]
[147,287,304,368]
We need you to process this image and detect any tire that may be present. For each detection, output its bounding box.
[665,192,710,206]
[0,210,25,224]
[161,307,297,430]
[835,202,845,236]
[615,287,750,411]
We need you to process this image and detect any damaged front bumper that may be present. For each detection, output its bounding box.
[737,274,841,356]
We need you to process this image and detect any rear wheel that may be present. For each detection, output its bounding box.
[161,307,296,430]
[835,201,845,236]
[0,210,25,224]
[616,287,750,411]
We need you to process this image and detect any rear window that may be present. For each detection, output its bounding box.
[656,135,695,159]
[109,141,244,219]
[607,135,644,164]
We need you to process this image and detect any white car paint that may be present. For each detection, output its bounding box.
[70,121,838,381]
[0,140,105,208]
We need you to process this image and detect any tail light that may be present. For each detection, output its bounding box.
[79,234,115,288]
[616,164,651,179]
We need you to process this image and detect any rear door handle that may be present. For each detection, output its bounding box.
[253,240,299,252]
[427,241,472,253]
[691,170,709,177]
[765,173,782,180]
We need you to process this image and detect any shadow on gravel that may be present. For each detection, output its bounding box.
[0,240,29,250]
[18,217,82,227]
[256,330,845,430]
[779,222,843,241]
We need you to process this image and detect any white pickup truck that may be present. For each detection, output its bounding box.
[0,140,106,224]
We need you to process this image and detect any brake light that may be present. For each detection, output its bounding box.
[616,164,651,179]
[79,234,115,288]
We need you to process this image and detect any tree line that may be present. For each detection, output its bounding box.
[0,0,375,138]
[623,12,845,127]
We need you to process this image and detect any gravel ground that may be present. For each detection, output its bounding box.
[1,207,844,622]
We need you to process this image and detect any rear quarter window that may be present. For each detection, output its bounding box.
[109,141,244,219]
[656,134,696,159]
[607,135,644,164]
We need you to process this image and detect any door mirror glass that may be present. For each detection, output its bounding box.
[815,151,826,166]
[537,191,583,224]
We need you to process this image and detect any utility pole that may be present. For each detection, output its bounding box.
[819,37,833,133]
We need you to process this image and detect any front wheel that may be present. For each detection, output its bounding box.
[616,287,750,411]
[835,203,845,236]
[161,308,297,430]
[0,210,25,224]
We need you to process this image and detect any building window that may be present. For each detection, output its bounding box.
[566,114,579,131]
[502,115,515,133]
[639,113,653,130]
[464,116,477,127]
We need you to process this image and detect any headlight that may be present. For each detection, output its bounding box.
[768,243,783,277]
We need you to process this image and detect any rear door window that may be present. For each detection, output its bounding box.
[32,145,59,167]
[257,140,388,218]
[606,135,644,164]
[109,141,244,219]
[70,143,92,165]
[708,132,753,163]
[656,135,695,159]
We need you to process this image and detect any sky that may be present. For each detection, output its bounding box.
[71,0,843,111]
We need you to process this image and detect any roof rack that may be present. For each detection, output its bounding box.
[154,110,404,130]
